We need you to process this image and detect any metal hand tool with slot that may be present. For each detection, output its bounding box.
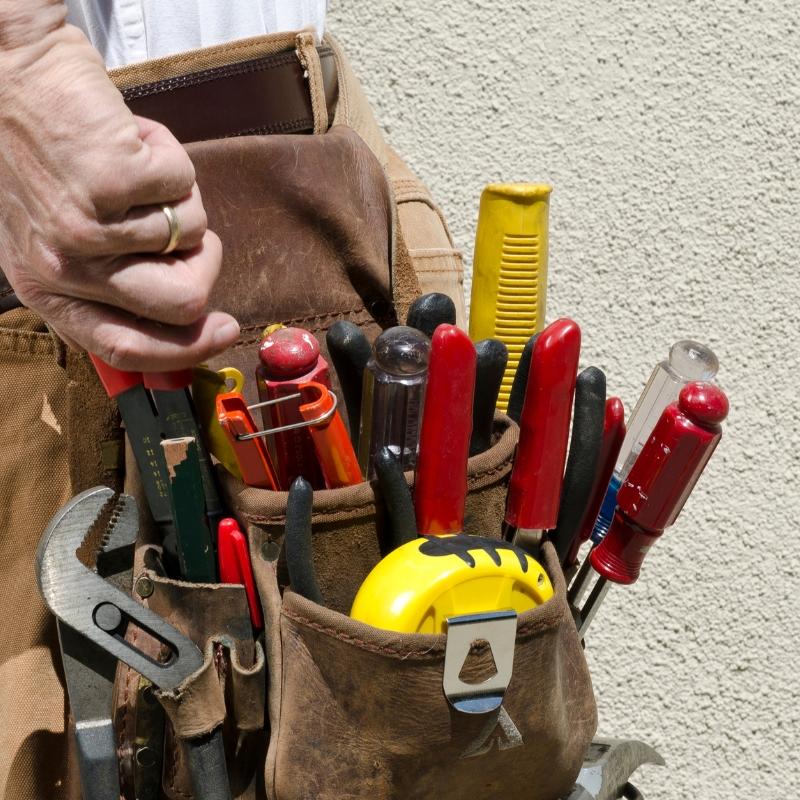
[36,486,231,800]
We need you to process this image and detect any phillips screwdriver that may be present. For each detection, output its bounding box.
[502,318,581,556]
[589,340,719,547]
[325,321,372,448]
[406,293,457,339]
[468,183,552,412]
[563,396,626,577]
[414,324,477,536]
[574,382,729,638]
[358,326,430,479]
[548,367,607,567]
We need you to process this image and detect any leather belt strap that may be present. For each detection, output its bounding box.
[122,46,338,144]
[0,45,338,311]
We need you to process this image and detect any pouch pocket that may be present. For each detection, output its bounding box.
[221,415,596,800]
[115,551,267,800]
[270,544,594,800]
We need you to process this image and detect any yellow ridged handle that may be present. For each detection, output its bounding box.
[468,183,552,412]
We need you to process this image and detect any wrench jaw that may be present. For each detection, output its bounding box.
[36,486,116,606]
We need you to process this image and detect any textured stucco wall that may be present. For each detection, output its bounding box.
[328,2,799,798]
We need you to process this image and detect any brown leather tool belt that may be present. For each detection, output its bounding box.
[0,42,338,312]
[121,45,338,144]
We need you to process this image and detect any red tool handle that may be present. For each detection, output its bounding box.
[89,355,143,397]
[565,396,626,567]
[298,382,363,488]
[142,370,194,391]
[590,381,728,584]
[217,517,263,630]
[505,318,581,530]
[90,355,193,396]
[414,325,476,535]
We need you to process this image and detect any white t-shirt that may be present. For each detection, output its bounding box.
[65,1,327,68]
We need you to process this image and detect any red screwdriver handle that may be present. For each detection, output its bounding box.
[414,325,476,535]
[142,370,194,391]
[505,318,581,530]
[590,381,728,584]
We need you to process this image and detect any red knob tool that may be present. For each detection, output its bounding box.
[575,382,729,637]
[503,318,581,554]
[414,325,477,536]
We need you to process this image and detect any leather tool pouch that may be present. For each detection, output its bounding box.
[110,124,597,798]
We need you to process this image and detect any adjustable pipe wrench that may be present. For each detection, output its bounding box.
[36,486,231,800]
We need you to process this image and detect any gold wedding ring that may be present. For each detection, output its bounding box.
[160,204,181,255]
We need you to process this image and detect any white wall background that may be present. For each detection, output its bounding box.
[329,2,799,798]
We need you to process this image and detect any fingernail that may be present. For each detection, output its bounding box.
[213,319,240,349]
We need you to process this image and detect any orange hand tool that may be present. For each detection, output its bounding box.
[298,382,363,488]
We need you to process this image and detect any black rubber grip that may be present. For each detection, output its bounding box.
[406,293,457,339]
[284,477,323,604]
[507,333,539,425]
[550,367,607,565]
[375,447,418,550]
[326,321,372,448]
[470,339,508,456]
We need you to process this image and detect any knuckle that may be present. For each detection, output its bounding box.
[98,332,142,371]
[177,282,210,322]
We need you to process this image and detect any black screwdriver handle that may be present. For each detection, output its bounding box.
[549,366,607,566]
[470,339,508,456]
[375,447,418,550]
[406,293,457,339]
[326,321,372,448]
[507,333,539,425]
[285,477,323,605]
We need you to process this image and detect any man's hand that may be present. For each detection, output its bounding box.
[0,13,240,371]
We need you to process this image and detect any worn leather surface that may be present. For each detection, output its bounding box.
[267,544,596,800]
[122,47,338,143]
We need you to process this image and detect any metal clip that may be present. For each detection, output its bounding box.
[237,391,339,441]
[443,610,517,714]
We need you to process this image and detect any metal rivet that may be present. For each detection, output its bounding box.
[135,576,155,598]
[260,541,280,562]
[94,602,123,633]
[136,747,157,768]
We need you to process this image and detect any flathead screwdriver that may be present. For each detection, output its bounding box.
[575,381,729,638]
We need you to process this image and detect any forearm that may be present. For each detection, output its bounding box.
[0,0,67,52]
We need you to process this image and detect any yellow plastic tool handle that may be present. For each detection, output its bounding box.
[350,534,554,633]
[468,183,552,412]
[191,366,246,479]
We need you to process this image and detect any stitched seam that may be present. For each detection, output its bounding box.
[123,52,298,98]
[230,307,373,349]
[222,116,313,138]
[122,48,334,99]
[282,608,445,659]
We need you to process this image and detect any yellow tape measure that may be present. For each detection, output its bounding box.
[351,534,554,633]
